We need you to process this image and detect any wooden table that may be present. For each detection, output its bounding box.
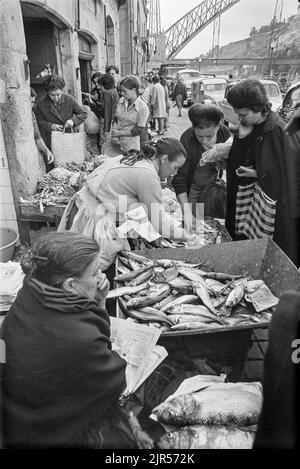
[18,203,66,244]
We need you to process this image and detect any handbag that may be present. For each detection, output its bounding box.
[235,182,277,239]
[202,177,227,219]
[52,128,85,167]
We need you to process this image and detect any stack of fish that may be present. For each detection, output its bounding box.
[107,251,276,333]
[153,381,263,449]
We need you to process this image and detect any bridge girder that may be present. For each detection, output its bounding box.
[165,0,242,60]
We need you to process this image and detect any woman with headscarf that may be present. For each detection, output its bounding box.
[0,232,129,448]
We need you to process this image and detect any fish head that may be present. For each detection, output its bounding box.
[156,426,201,449]
[156,394,196,425]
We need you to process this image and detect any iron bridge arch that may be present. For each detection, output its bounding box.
[165,0,242,60]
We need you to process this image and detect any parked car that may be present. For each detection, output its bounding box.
[190,77,228,107]
[219,79,283,130]
[277,81,300,123]
[175,69,203,105]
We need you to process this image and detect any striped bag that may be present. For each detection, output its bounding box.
[235,182,277,239]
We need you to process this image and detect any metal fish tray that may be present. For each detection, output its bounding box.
[115,238,300,332]
[114,238,300,380]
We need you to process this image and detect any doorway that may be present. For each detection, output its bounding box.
[78,34,94,93]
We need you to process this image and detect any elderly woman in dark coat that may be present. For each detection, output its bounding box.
[0,232,130,448]
[225,78,299,265]
[35,74,87,171]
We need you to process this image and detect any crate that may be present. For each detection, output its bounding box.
[115,238,300,380]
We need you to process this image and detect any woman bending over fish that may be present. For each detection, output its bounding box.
[58,138,194,270]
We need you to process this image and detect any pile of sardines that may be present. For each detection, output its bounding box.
[107,251,274,332]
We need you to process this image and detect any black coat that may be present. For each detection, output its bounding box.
[0,277,126,448]
[225,111,300,264]
[35,93,87,150]
[254,291,300,449]
[172,124,231,196]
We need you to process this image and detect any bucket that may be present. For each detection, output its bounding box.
[0,227,19,262]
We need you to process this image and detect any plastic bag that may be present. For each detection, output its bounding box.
[200,137,233,166]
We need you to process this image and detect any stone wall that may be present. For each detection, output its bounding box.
[0,0,44,202]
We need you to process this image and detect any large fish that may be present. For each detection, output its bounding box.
[153,382,262,426]
[157,425,256,449]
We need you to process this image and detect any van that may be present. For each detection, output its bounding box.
[190,77,228,106]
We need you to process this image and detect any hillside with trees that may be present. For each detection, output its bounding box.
[203,14,300,60]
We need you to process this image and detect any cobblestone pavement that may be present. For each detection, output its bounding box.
[164,104,191,140]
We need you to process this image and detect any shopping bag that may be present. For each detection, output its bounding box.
[235,182,276,239]
[52,128,85,166]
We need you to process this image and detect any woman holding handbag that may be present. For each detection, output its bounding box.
[225,79,300,265]
[35,74,87,171]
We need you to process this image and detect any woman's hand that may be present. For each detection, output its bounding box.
[95,273,110,310]
[45,148,55,164]
[236,166,257,178]
[51,123,64,131]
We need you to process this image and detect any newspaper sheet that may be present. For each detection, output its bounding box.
[133,344,168,394]
[0,261,24,312]
[110,317,167,397]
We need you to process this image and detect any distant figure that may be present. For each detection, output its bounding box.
[106,65,120,87]
[172,77,187,117]
[140,74,154,131]
[160,76,170,132]
[147,71,154,84]
[98,73,119,144]
[150,75,167,135]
